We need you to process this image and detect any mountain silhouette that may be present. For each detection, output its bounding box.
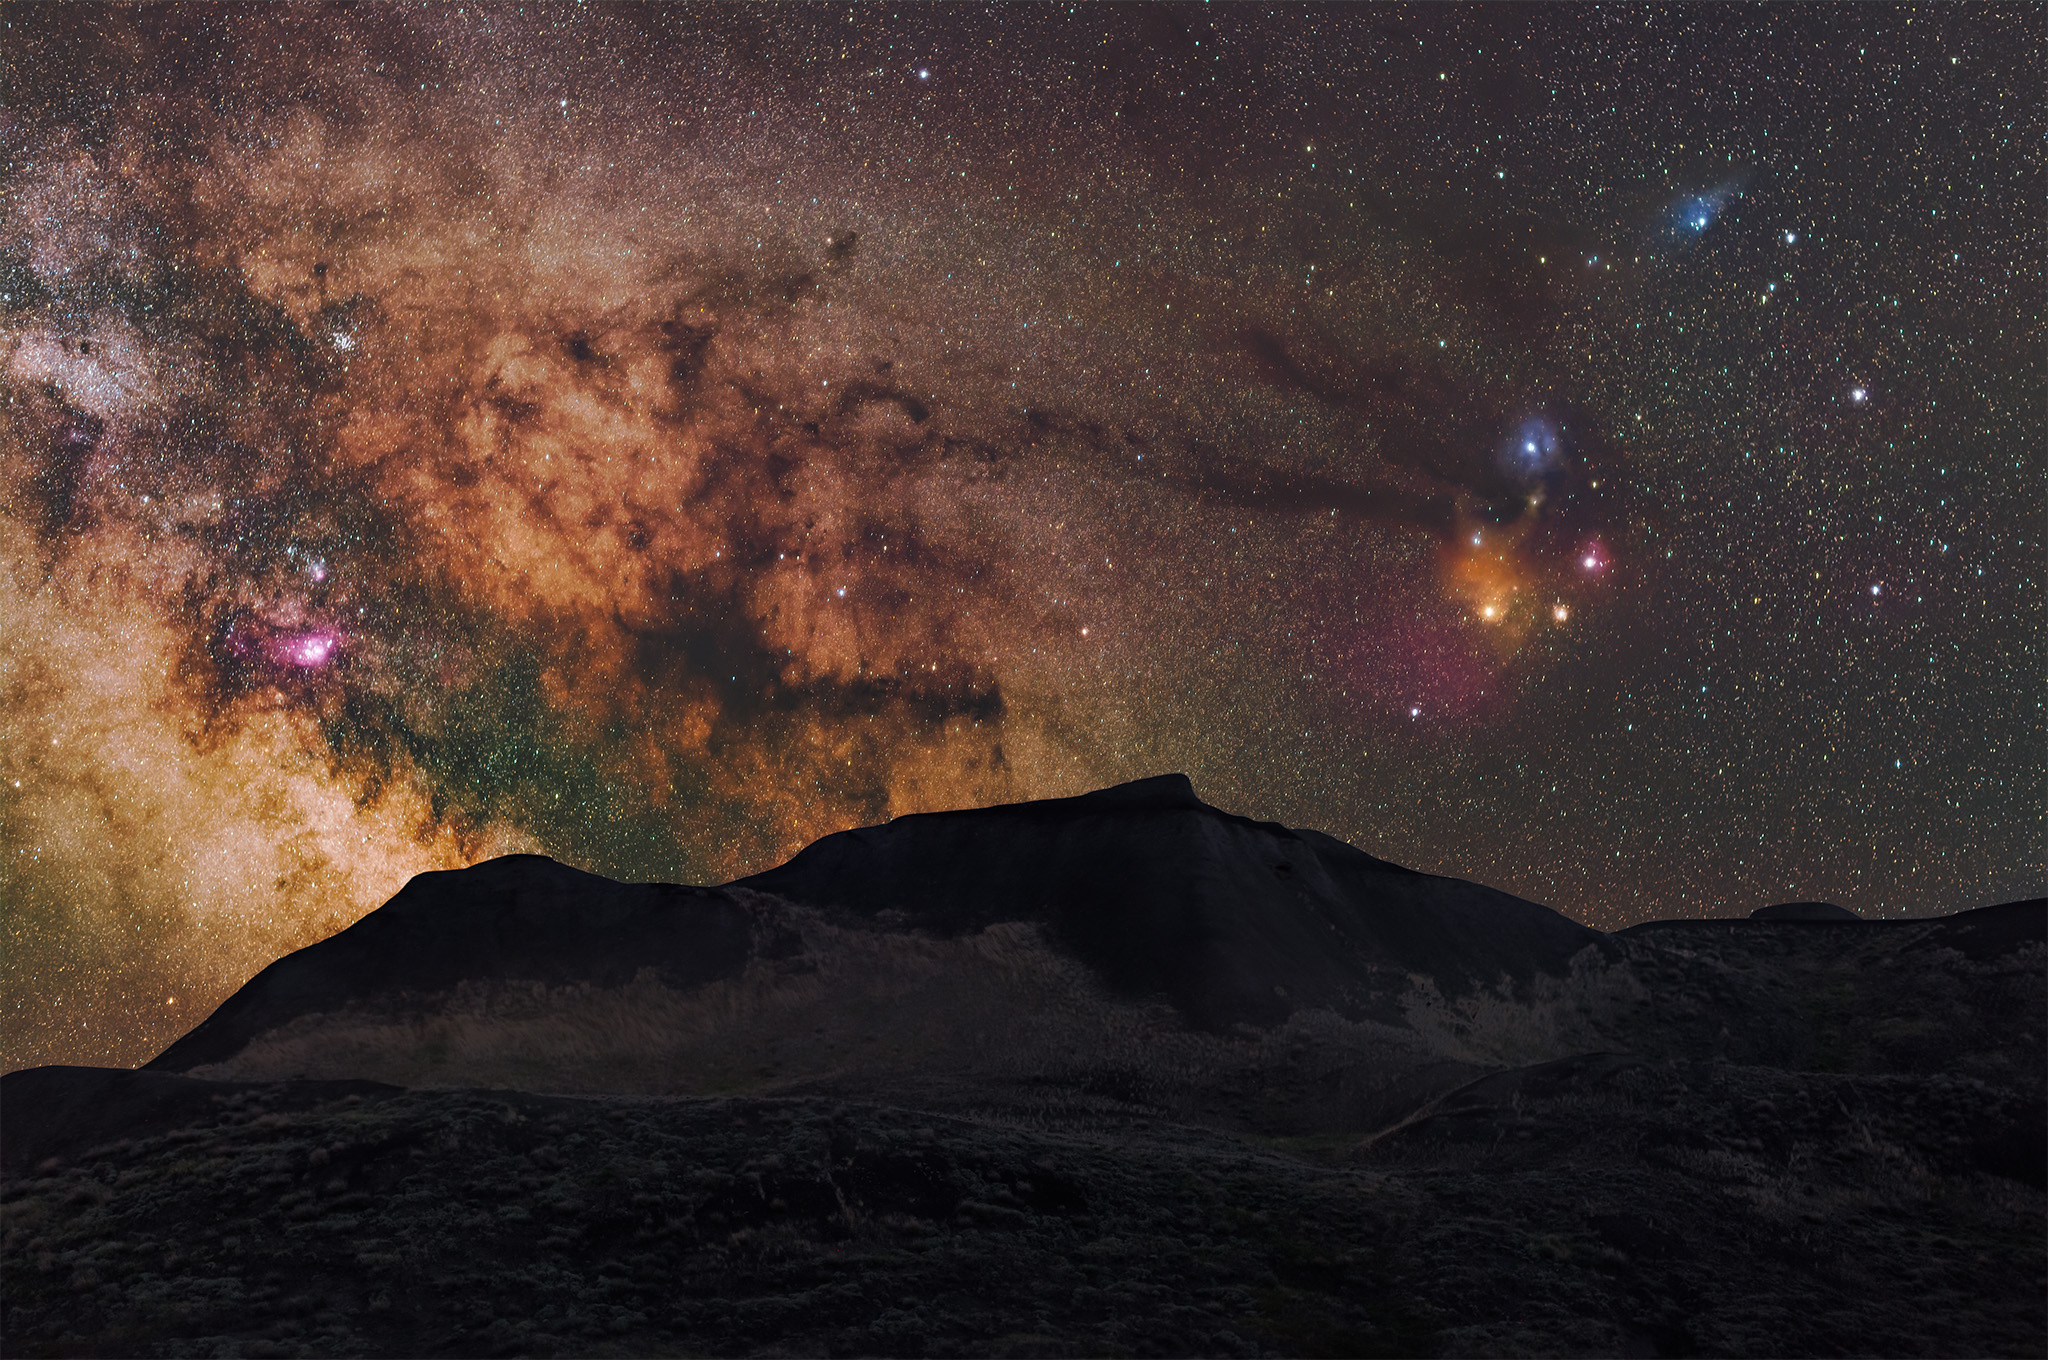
[145,858,760,1076]
[141,775,1624,1115]
[736,773,1611,1028]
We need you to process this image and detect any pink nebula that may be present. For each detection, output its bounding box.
[275,631,339,668]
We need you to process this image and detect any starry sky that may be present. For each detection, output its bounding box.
[3,4,2041,1072]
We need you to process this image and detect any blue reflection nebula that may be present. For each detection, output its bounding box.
[1506,417,1563,475]
[1669,177,1744,237]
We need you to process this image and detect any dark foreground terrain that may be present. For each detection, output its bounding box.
[4,778,2043,1356]
[4,1058,2042,1359]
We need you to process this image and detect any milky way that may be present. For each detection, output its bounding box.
[4,5,2041,1069]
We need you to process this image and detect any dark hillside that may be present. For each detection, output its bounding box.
[738,773,1610,1030]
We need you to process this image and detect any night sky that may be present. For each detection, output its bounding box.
[3,4,2040,1071]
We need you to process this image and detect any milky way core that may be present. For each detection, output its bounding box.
[3,6,2040,1069]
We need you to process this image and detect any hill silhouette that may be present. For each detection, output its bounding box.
[736,773,1611,1028]
[134,776,1635,1131]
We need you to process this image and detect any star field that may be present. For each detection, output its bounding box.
[2,4,2040,1070]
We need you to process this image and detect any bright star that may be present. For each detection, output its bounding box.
[1850,387,1868,403]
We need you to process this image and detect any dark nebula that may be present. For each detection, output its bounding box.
[1,4,2039,1069]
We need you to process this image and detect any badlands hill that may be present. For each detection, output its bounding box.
[135,774,1621,1131]
[4,776,2043,1358]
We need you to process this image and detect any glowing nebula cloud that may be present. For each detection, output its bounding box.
[1507,417,1564,477]
[0,8,1566,1065]
[1668,176,1747,239]
[5,6,2036,1069]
